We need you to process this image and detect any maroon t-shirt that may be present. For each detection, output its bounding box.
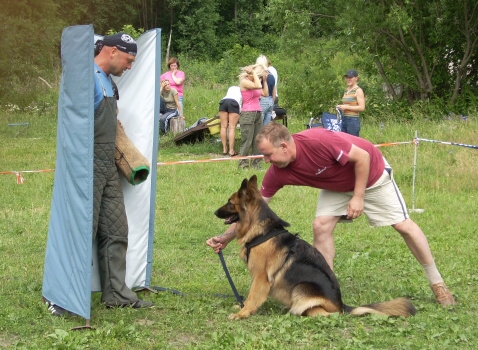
[260,128,385,198]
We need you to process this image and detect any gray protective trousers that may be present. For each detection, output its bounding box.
[93,93,138,306]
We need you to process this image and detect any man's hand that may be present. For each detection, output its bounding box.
[206,231,236,253]
[347,195,364,219]
[347,144,370,217]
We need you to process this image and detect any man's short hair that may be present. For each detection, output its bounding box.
[256,122,291,146]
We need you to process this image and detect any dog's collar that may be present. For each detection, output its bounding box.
[244,227,288,262]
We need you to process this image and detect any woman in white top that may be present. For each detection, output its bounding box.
[218,86,242,156]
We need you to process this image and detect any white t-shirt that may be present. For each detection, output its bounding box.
[222,86,242,112]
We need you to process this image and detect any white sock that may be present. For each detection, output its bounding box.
[422,261,443,286]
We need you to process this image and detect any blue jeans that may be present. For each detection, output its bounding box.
[341,116,361,136]
[260,96,274,125]
[178,96,184,115]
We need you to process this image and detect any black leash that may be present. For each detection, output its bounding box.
[218,250,244,308]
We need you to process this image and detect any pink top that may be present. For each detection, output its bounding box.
[160,70,185,96]
[260,128,385,197]
[241,88,261,112]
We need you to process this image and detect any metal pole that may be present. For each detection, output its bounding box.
[410,130,424,213]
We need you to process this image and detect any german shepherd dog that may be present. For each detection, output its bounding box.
[215,175,416,320]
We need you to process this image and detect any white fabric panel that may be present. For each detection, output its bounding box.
[117,29,160,288]
[91,29,161,290]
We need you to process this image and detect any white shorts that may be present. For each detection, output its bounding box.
[315,167,409,227]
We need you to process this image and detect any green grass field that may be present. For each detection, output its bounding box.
[1,102,477,349]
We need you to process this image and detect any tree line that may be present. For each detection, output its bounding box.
[1,0,476,115]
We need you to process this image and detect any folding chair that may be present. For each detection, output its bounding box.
[305,117,323,129]
[273,107,288,127]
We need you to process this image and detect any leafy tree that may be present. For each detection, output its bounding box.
[336,0,478,106]
[136,0,160,30]
[220,0,266,49]
[265,0,337,42]
[0,0,145,104]
[434,0,478,105]
[55,0,140,35]
[106,25,144,39]
[265,0,477,108]
[262,0,344,116]
[170,0,220,58]
[1,0,64,104]
[163,0,266,59]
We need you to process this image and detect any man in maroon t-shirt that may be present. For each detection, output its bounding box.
[207,122,455,308]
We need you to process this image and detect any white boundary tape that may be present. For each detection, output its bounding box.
[2,136,476,184]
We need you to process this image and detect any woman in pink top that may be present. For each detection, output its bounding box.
[238,64,267,169]
[160,58,185,113]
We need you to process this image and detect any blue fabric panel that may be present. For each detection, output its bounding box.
[42,25,94,320]
[146,28,161,285]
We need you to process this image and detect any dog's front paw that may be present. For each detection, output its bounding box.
[228,311,250,320]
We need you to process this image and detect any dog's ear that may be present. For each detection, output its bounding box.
[239,177,255,200]
[239,178,248,194]
[249,175,257,185]
[248,175,258,190]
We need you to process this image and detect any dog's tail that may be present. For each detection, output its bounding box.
[344,297,416,317]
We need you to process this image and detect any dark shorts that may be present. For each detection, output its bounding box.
[219,99,240,114]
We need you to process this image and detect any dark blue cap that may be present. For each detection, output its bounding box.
[344,69,358,77]
[102,33,137,56]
